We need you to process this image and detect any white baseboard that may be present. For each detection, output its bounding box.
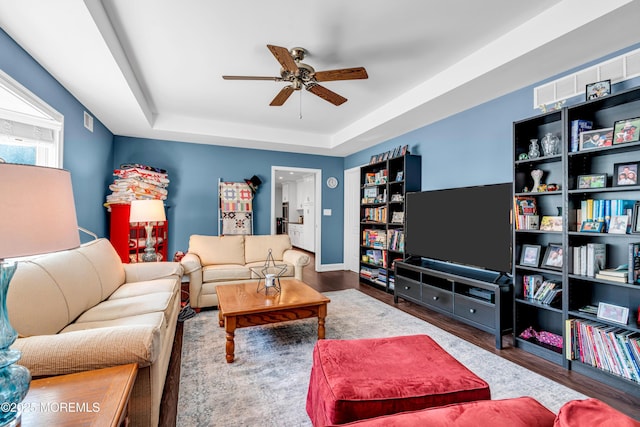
[315,263,345,272]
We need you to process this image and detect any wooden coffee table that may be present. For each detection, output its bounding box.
[216,278,330,363]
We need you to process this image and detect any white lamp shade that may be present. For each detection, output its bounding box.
[129,199,166,223]
[0,163,80,259]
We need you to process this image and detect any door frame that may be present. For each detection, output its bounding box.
[343,166,361,273]
[271,166,322,272]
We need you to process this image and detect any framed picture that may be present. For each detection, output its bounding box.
[395,171,404,181]
[577,173,607,189]
[401,145,409,156]
[612,162,639,186]
[632,202,640,234]
[613,117,640,144]
[586,80,611,100]
[579,128,613,150]
[369,155,377,164]
[520,244,542,267]
[597,302,629,325]
[608,215,629,234]
[541,244,563,270]
[540,216,562,231]
[580,221,604,233]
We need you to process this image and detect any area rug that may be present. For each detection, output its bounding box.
[177,289,586,426]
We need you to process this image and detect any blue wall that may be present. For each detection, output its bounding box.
[113,137,345,262]
[346,43,640,191]
[0,28,114,241]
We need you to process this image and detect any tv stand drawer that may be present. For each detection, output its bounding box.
[454,295,494,329]
[421,284,453,313]
[395,277,421,302]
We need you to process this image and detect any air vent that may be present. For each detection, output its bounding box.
[83,111,94,132]
[534,47,640,107]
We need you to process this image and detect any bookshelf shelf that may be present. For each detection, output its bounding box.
[513,85,640,393]
[359,153,421,293]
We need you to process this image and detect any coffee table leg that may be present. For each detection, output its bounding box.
[317,303,327,339]
[218,309,224,327]
[225,315,237,363]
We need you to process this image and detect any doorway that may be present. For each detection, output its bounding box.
[343,166,361,273]
[271,166,322,271]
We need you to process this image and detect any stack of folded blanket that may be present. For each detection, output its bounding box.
[105,163,169,207]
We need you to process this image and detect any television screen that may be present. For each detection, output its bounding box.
[405,183,512,273]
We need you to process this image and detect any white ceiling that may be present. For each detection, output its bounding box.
[1,1,640,157]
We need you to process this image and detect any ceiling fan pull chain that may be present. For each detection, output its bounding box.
[299,90,303,119]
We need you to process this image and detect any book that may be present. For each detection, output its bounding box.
[597,266,629,278]
[586,243,606,277]
[629,242,640,284]
[571,119,593,152]
[595,273,628,283]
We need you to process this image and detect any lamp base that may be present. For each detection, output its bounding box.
[0,262,31,426]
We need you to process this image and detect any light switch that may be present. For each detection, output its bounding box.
[323,209,332,216]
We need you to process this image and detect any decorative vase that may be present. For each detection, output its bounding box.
[541,133,561,156]
[528,139,540,159]
[531,169,543,192]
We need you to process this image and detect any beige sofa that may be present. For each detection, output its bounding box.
[7,238,183,427]
[181,234,310,308]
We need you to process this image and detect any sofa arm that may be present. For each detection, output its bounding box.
[180,252,202,275]
[11,325,160,377]
[283,249,310,280]
[123,261,183,283]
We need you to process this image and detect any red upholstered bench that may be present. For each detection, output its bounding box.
[305,334,491,426]
[328,397,556,427]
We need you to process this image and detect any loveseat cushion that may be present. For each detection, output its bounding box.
[554,398,640,427]
[245,234,292,263]
[203,264,251,282]
[75,292,174,323]
[332,397,556,427]
[189,235,245,265]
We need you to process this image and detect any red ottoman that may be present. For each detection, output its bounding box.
[306,334,491,426]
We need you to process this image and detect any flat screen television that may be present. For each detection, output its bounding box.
[405,183,512,274]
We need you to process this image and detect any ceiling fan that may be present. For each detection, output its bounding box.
[222,45,368,106]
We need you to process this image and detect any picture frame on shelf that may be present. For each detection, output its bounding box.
[540,216,562,231]
[585,80,611,100]
[577,173,607,189]
[613,117,640,144]
[607,215,629,234]
[390,211,404,224]
[597,302,629,325]
[401,145,409,156]
[541,244,563,270]
[580,221,604,233]
[520,244,542,267]
[579,128,613,150]
[632,202,640,234]
[369,155,378,164]
[612,162,639,186]
[395,171,404,181]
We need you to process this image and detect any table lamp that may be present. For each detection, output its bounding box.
[0,163,80,426]
[129,199,166,262]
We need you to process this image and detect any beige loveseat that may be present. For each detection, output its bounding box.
[181,234,310,308]
[7,238,183,427]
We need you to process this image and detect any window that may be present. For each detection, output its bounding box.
[0,70,63,167]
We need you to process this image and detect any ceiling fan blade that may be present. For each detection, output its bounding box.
[267,44,299,73]
[314,67,368,82]
[270,86,295,106]
[306,83,347,106]
[222,75,282,81]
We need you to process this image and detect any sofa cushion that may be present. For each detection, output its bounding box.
[76,238,126,299]
[554,398,640,427]
[75,292,174,323]
[60,312,165,333]
[203,264,251,282]
[189,234,245,265]
[245,234,292,263]
[108,278,179,299]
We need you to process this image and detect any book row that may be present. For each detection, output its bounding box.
[361,228,405,252]
[571,242,640,284]
[361,249,387,267]
[364,169,388,186]
[363,206,387,223]
[521,275,562,306]
[577,199,636,233]
[566,318,640,384]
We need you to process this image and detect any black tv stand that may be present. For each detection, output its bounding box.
[394,258,513,349]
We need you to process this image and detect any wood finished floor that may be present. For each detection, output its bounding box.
[159,255,640,426]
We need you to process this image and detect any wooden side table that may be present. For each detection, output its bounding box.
[19,363,137,427]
